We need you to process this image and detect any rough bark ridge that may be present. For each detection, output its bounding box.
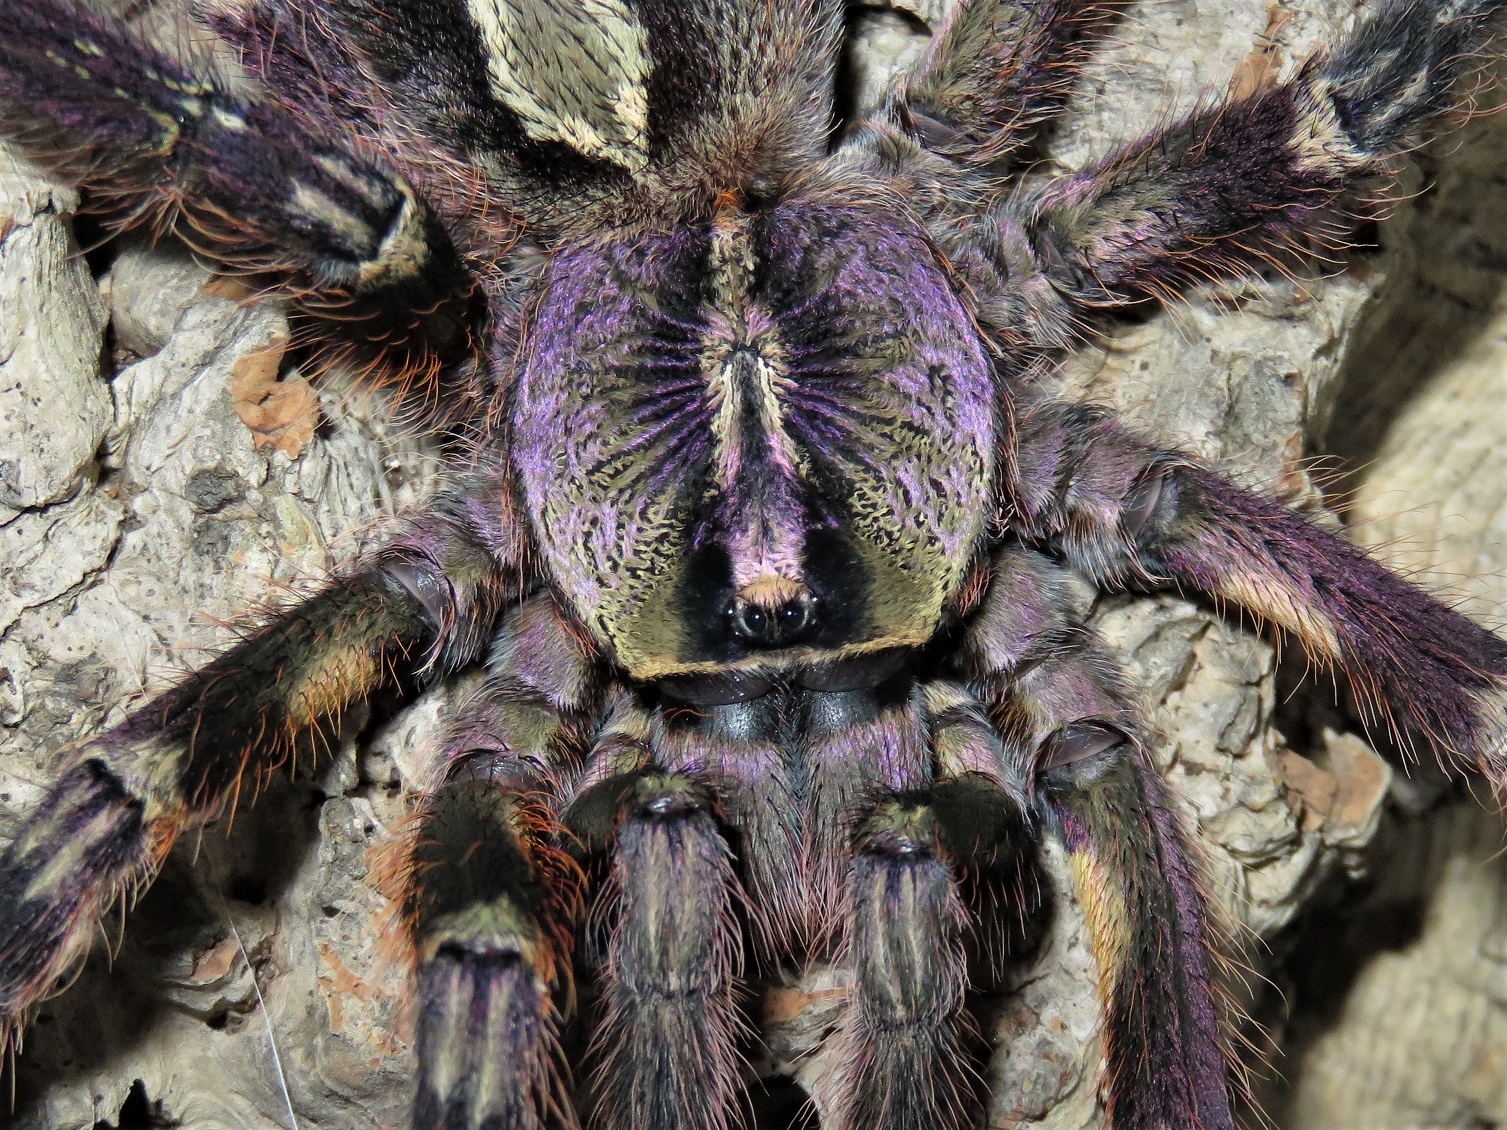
[0,1,1504,1127]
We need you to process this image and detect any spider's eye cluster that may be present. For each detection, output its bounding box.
[726,588,816,648]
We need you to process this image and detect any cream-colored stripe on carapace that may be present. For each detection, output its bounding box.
[465,0,649,172]
[702,211,799,490]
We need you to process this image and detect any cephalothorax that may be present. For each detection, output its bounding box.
[2,1,1506,1128]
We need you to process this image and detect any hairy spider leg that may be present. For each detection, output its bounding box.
[651,692,804,952]
[585,768,746,1130]
[1012,402,1507,784]
[1026,0,1507,304]
[0,0,478,382]
[791,674,974,1130]
[558,695,751,1130]
[0,506,509,1065]
[828,794,975,1130]
[202,0,529,308]
[395,596,603,1130]
[406,769,581,1130]
[959,544,1236,1130]
[568,667,1041,1130]
[900,0,1132,165]
[396,593,751,1130]
[822,682,1040,1130]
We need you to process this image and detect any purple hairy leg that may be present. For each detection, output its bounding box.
[923,681,1044,976]
[0,0,476,378]
[826,685,1041,1130]
[585,773,746,1130]
[1012,402,1507,783]
[900,0,1130,164]
[958,545,1235,1130]
[802,674,932,929]
[0,507,511,1064]
[387,596,603,1130]
[559,692,749,1130]
[829,796,976,1130]
[802,673,1035,1130]
[1025,0,1507,304]
[654,690,804,952]
[1042,751,1232,1130]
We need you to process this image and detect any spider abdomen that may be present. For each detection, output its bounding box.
[516,190,997,680]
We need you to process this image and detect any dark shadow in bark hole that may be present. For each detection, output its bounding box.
[92,1078,177,1129]
[1249,813,1430,1125]
[1315,103,1507,498]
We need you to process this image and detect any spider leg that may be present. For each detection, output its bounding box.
[0,0,477,380]
[959,544,1235,1130]
[564,699,747,1130]
[897,0,1129,165]
[0,503,510,1061]
[652,685,804,950]
[825,681,1039,1130]
[1013,402,1507,783]
[830,793,975,1130]
[407,762,581,1130]
[201,0,514,258]
[590,770,745,1130]
[393,594,605,1130]
[1022,0,1506,304]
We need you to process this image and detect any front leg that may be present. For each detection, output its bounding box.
[0,507,511,1060]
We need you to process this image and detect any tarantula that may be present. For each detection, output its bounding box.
[2,0,1506,1126]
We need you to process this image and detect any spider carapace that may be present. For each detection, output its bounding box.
[2,1,1506,1128]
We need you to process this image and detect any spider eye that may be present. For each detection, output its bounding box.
[726,588,817,648]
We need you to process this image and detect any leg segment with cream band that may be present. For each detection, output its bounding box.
[1026,0,1507,304]
[587,773,746,1130]
[0,0,477,377]
[406,769,581,1130]
[0,508,510,1061]
[824,700,1040,1130]
[397,597,603,1130]
[1010,403,1507,781]
[959,544,1236,1130]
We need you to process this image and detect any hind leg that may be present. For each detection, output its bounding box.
[0,0,477,378]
